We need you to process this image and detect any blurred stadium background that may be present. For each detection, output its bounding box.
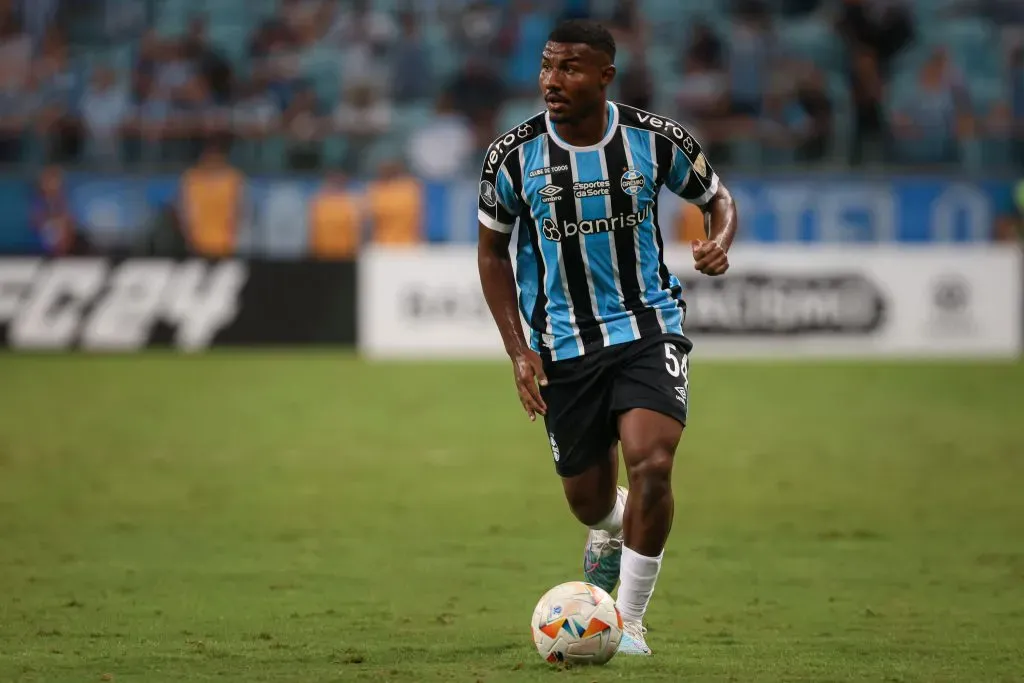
[1,1,1023,681]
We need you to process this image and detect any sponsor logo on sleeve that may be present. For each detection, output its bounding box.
[693,153,708,178]
[480,180,497,207]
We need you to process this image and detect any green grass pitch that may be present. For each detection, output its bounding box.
[1,354,1022,682]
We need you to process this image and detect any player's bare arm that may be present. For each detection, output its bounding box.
[477,224,548,421]
[692,182,737,277]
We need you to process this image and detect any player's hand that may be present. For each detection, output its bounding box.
[691,239,729,276]
[512,349,548,422]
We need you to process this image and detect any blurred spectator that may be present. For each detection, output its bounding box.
[453,1,509,68]
[779,0,823,17]
[170,73,227,163]
[184,16,232,105]
[794,67,834,161]
[284,82,325,170]
[33,29,82,163]
[759,79,816,163]
[0,55,31,164]
[608,0,645,49]
[836,0,915,75]
[408,94,474,181]
[447,57,506,150]
[675,22,728,140]
[80,66,131,167]
[309,169,361,259]
[727,1,775,123]
[255,30,302,111]
[281,0,324,46]
[618,49,654,112]
[154,39,196,107]
[232,74,282,142]
[178,136,242,257]
[392,11,433,103]
[559,0,592,21]
[506,0,554,94]
[333,82,392,173]
[945,0,1024,25]
[890,48,973,164]
[32,165,89,255]
[1010,44,1023,166]
[367,160,422,245]
[0,4,31,90]
[18,0,57,47]
[132,28,162,91]
[325,0,398,89]
[847,45,886,165]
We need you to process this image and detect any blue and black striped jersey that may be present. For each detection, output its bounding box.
[478,101,720,361]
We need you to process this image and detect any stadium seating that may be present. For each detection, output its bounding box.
[3,0,1018,174]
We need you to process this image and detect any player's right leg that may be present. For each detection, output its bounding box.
[540,356,625,595]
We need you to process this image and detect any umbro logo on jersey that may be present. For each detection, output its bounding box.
[538,184,563,203]
[675,386,688,404]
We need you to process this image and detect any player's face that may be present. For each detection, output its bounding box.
[540,42,615,124]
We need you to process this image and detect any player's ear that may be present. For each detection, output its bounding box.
[601,64,616,89]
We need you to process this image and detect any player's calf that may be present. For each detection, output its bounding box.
[622,442,675,556]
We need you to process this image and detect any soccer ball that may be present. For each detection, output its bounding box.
[531,581,623,665]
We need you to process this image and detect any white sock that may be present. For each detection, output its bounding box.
[588,490,625,534]
[616,546,664,623]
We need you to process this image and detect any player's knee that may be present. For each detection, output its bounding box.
[628,447,674,487]
[565,487,612,527]
[625,444,674,507]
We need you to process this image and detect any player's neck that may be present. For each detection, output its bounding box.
[553,101,609,148]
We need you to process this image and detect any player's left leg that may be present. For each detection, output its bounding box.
[615,409,682,654]
[608,336,691,655]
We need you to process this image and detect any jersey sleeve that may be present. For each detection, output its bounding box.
[478,158,522,234]
[664,135,719,208]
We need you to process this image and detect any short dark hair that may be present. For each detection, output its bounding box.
[547,19,616,62]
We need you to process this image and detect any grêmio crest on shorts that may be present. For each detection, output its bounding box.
[477,101,720,362]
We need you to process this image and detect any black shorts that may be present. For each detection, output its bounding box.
[540,333,693,478]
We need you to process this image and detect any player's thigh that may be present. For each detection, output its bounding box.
[611,337,689,470]
[541,358,618,481]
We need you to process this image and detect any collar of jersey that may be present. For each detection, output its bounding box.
[545,101,619,153]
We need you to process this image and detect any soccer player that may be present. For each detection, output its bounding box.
[477,20,737,655]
